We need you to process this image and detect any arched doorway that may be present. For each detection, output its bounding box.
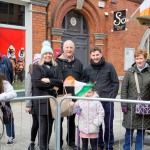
[62,10,89,66]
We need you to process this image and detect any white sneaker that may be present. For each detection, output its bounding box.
[7,137,14,145]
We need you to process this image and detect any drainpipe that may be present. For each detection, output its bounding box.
[46,1,50,40]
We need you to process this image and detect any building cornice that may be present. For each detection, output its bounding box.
[30,0,49,6]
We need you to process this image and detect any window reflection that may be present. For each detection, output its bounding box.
[0,2,25,26]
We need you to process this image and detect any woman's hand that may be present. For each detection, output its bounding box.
[41,78,50,83]
[25,107,31,112]
[122,106,127,113]
[53,86,59,91]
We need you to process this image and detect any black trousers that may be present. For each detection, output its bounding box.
[82,138,98,150]
[60,114,76,146]
[31,114,39,142]
[66,114,76,145]
[37,115,54,150]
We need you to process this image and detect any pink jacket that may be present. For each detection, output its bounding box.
[73,93,104,134]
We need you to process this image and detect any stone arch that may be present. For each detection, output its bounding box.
[52,0,101,32]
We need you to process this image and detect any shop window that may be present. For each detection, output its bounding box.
[144,35,150,58]
[0,1,25,26]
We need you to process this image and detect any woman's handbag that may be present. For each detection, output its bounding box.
[50,87,73,119]
[134,72,150,115]
[0,103,14,124]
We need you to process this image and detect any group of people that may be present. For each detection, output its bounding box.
[0,39,150,150]
[24,39,119,150]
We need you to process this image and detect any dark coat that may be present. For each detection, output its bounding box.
[56,54,85,97]
[84,61,119,101]
[32,64,63,115]
[0,54,14,84]
[121,64,150,129]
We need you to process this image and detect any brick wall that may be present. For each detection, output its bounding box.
[105,0,147,75]
[32,5,47,55]
[32,0,148,76]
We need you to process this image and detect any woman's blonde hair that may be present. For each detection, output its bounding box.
[38,56,58,66]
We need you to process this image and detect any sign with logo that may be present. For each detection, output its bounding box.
[113,10,126,31]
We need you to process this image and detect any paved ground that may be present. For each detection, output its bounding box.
[0,98,150,150]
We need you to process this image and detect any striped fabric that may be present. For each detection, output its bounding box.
[140,0,150,16]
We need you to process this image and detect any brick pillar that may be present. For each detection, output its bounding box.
[51,28,65,58]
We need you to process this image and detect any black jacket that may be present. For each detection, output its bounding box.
[32,64,63,115]
[85,60,119,101]
[56,54,85,97]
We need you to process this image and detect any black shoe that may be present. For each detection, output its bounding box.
[7,137,14,145]
[28,143,35,150]
[68,144,77,150]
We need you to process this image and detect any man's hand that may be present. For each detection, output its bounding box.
[41,78,50,83]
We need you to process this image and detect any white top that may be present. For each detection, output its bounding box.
[0,80,17,101]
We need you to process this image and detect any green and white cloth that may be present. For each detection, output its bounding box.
[74,80,94,97]
[63,76,94,96]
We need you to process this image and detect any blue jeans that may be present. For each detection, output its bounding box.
[5,121,15,138]
[123,128,145,150]
[98,102,114,150]
[5,102,15,138]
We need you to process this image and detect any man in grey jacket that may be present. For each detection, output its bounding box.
[84,47,119,150]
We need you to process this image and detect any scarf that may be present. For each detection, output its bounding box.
[137,62,149,72]
[90,56,105,70]
[44,61,53,66]
[43,61,55,78]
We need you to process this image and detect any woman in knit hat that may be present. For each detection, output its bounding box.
[31,40,63,150]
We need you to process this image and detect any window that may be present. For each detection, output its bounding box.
[127,0,143,4]
[62,10,88,34]
[0,2,25,26]
[144,35,150,58]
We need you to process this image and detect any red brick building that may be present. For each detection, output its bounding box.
[0,0,149,79]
